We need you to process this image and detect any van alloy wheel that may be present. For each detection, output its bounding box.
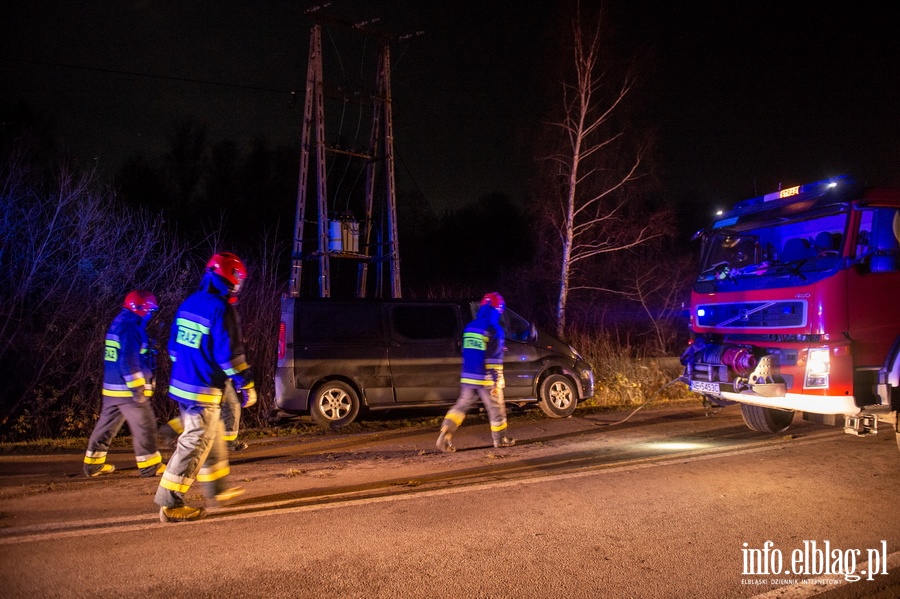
[538,374,578,418]
[310,381,361,429]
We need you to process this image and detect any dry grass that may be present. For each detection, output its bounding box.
[566,329,692,408]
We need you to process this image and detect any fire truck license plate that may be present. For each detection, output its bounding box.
[690,381,720,394]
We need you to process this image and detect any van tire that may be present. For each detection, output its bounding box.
[740,404,794,433]
[310,381,361,429]
[538,374,578,418]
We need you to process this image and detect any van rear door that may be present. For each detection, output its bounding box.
[387,303,463,403]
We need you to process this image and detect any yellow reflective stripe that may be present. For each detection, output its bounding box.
[197,463,230,482]
[103,389,134,397]
[446,412,465,426]
[136,452,162,468]
[485,364,503,370]
[460,377,492,386]
[84,454,107,465]
[105,339,121,349]
[160,473,193,494]
[462,332,488,350]
[222,432,238,442]
[124,375,146,388]
[160,478,192,494]
[169,386,223,404]
[222,363,250,376]
[167,418,184,434]
[175,318,210,334]
[490,423,508,432]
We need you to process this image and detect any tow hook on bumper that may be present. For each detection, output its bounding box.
[844,414,878,436]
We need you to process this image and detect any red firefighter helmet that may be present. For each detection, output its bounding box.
[206,252,248,293]
[123,290,159,318]
[480,292,505,313]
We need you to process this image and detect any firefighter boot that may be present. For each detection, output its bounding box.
[493,435,516,448]
[159,505,207,523]
[215,486,245,506]
[227,440,248,452]
[86,464,116,477]
[436,427,456,453]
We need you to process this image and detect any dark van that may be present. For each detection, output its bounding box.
[274,298,595,428]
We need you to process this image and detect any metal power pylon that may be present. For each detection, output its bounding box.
[289,21,401,299]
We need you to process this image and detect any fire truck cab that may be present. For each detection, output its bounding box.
[680,176,900,449]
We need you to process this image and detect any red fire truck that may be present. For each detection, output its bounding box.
[680,176,900,449]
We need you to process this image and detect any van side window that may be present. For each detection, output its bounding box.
[503,310,532,342]
[296,303,383,344]
[391,305,458,341]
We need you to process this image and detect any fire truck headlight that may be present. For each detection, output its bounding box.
[804,348,830,389]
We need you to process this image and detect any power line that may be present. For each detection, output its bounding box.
[3,57,296,95]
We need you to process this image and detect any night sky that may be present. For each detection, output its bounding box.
[3,1,899,225]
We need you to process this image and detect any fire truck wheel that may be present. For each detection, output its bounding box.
[537,374,578,418]
[739,404,794,433]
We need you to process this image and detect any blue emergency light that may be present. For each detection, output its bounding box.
[711,175,851,227]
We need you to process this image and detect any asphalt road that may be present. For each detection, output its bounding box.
[1,403,898,598]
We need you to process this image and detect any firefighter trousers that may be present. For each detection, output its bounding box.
[84,399,162,477]
[160,382,241,446]
[155,403,231,508]
[221,380,241,444]
[440,383,509,443]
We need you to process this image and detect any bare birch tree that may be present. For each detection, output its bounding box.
[543,4,665,337]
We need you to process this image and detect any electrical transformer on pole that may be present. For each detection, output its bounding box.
[290,16,402,299]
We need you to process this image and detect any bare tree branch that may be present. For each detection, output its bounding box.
[537,3,667,337]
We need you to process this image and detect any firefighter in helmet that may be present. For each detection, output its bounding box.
[84,290,165,477]
[436,292,515,452]
[155,252,256,522]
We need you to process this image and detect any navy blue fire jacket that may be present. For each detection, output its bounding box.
[460,304,505,387]
[167,273,254,409]
[102,309,153,404]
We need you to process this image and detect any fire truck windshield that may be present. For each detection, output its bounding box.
[698,210,849,284]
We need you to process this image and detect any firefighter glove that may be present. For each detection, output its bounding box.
[237,387,257,408]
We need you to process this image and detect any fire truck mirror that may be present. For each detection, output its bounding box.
[870,250,898,273]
